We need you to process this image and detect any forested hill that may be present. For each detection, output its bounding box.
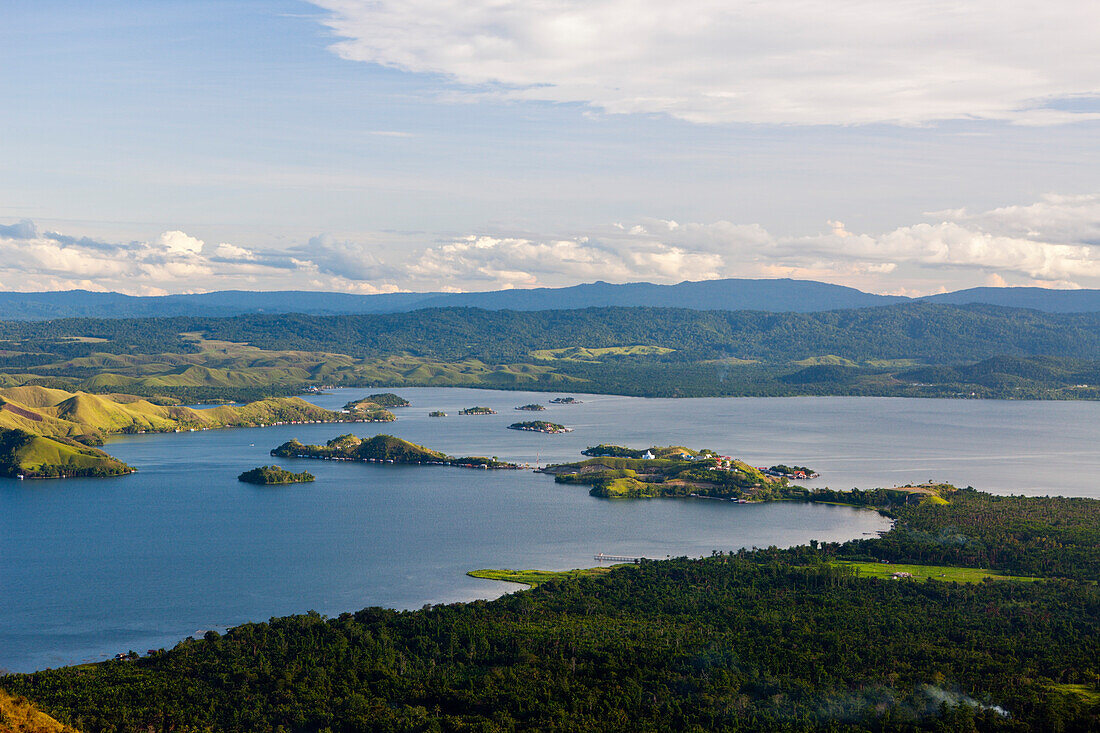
[3,303,1099,364]
[3,279,1100,320]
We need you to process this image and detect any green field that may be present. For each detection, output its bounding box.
[833,561,1039,583]
[467,566,624,587]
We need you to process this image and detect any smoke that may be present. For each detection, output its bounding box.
[921,685,1010,717]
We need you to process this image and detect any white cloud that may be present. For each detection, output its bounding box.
[2,193,1099,295]
[310,0,1100,126]
[155,230,205,254]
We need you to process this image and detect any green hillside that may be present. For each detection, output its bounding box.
[0,429,133,478]
[272,434,446,463]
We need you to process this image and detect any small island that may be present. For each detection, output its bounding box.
[459,406,496,415]
[508,420,572,434]
[429,411,447,417]
[361,393,410,408]
[237,465,315,485]
[548,397,582,405]
[271,434,520,469]
[514,404,546,411]
[341,396,400,422]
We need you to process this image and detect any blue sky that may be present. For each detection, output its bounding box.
[2,0,1100,295]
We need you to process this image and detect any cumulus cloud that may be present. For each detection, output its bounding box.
[2,193,1099,295]
[310,0,1100,126]
[405,233,723,290]
[156,230,205,254]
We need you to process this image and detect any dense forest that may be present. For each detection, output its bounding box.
[4,489,1097,732]
[3,304,1100,363]
[2,304,1100,400]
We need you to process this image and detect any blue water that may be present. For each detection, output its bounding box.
[3,388,1098,673]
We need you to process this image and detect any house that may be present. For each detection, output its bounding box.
[641,450,655,460]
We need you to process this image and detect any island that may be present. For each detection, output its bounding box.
[359,393,410,408]
[514,403,546,411]
[428,410,447,417]
[458,406,496,415]
[508,420,572,434]
[548,396,582,404]
[237,465,314,485]
[271,433,520,469]
[341,396,400,422]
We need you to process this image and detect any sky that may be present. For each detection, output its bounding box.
[2,0,1100,296]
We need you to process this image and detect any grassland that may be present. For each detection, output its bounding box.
[831,561,1039,583]
[467,566,624,587]
[530,345,675,362]
[0,688,80,732]
[0,430,132,479]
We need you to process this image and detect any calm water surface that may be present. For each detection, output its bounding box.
[3,389,1097,672]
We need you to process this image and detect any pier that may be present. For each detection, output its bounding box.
[594,553,647,563]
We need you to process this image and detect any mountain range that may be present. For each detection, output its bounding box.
[1,279,1098,320]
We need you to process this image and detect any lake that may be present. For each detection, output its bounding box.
[3,388,1098,673]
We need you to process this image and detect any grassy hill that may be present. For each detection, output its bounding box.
[0,386,349,479]
[272,434,447,463]
[0,429,132,479]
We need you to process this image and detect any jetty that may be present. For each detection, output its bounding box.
[594,553,647,563]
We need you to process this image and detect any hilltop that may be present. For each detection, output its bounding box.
[3,279,1100,320]
[273,434,446,464]
[272,434,519,469]
[2,304,1100,400]
[0,385,350,479]
[0,428,133,479]
[0,385,347,445]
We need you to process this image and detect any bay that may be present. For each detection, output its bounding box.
[3,388,1097,673]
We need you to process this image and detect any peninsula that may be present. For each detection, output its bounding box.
[0,428,133,479]
[0,386,355,479]
[545,445,857,503]
[271,433,519,469]
[237,465,314,485]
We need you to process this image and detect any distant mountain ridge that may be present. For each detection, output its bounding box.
[1,279,1098,320]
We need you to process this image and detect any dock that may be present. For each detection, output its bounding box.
[594,553,647,563]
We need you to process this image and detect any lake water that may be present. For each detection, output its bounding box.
[3,388,1098,673]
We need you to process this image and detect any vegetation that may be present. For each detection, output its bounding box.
[0,688,80,733]
[271,434,519,469]
[272,434,446,464]
[237,465,314,485]
[0,386,348,445]
[458,406,495,415]
[359,393,409,408]
[339,397,397,422]
[514,403,545,411]
[428,411,446,417]
[467,566,621,587]
[0,428,132,479]
[507,420,571,434]
[3,306,1100,400]
[4,489,1098,731]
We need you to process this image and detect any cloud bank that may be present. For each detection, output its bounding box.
[311,0,1100,125]
[2,194,1099,295]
